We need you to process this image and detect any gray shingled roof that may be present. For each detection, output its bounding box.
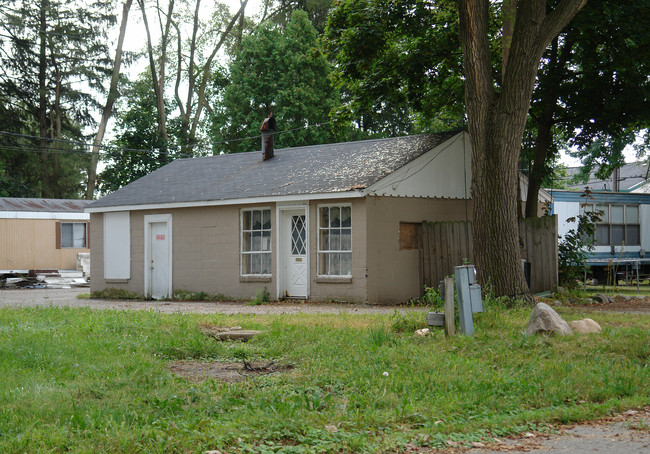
[560,162,650,192]
[88,131,460,210]
[0,198,92,212]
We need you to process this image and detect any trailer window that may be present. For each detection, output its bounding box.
[586,204,641,246]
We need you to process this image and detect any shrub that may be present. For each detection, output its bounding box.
[558,192,601,288]
[249,286,271,305]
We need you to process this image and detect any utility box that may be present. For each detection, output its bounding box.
[454,265,483,335]
[470,284,483,313]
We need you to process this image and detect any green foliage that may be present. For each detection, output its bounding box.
[0,306,647,452]
[0,0,117,198]
[558,192,601,288]
[90,288,143,300]
[249,286,271,305]
[211,10,342,154]
[523,0,650,202]
[98,76,179,194]
[270,0,333,33]
[324,0,465,136]
[390,311,427,333]
[171,290,229,302]
[418,286,446,311]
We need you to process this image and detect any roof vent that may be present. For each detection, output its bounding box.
[260,112,276,160]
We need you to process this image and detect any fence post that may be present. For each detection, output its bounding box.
[444,276,455,337]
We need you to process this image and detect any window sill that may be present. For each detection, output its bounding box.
[240,275,272,283]
[104,278,129,284]
[315,276,352,284]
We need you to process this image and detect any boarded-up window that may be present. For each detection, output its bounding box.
[399,222,422,250]
[104,211,131,279]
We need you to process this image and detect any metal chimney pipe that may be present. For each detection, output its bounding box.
[260,112,276,160]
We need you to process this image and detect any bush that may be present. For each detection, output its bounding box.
[558,193,600,288]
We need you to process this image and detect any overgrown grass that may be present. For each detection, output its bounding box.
[171,289,230,302]
[90,288,144,300]
[0,305,647,453]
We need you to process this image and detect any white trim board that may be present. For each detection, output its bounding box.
[143,214,173,299]
[86,191,364,213]
[0,211,90,220]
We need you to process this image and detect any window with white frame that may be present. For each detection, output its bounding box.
[318,205,352,276]
[582,204,640,246]
[60,222,87,248]
[241,208,272,275]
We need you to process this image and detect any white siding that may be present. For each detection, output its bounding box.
[640,205,650,251]
[366,132,471,199]
[555,201,580,239]
[104,211,130,279]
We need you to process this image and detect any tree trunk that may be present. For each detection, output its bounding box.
[53,65,62,198]
[139,0,171,164]
[458,0,586,299]
[524,36,575,217]
[187,0,248,150]
[86,0,132,199]
[38,0,50,198]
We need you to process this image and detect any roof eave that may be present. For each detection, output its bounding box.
[85,190,367,213]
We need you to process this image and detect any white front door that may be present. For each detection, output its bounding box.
[283,210,308,298]
[145,215,172,299]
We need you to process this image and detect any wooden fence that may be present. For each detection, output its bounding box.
[421,216,558,294]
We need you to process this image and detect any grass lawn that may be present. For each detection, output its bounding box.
[0,304,647,453]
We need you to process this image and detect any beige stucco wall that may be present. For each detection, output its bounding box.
[307,198,368,303]
[91,205,276,299]
[90,196,472,304]
[365,197,473,305]
[0,218,89,270]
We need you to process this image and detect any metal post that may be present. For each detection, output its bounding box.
[455,266,474,336]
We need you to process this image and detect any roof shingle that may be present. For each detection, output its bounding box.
[88,131,459,209]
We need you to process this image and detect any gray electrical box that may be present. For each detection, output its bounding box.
[454,265,483,335]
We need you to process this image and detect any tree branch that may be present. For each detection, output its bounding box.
[537,0,587,56]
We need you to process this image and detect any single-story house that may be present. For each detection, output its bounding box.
[86,130,548,303]
[0,198,91,273]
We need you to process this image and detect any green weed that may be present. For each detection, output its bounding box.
[89,288,143,300]
[0,306,646,453]
[248,286,271,305]
[172,289,229,302]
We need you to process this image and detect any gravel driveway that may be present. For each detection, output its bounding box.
[0,287,421,314]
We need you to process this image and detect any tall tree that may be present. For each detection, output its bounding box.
[211,10,339,154]
[98,76,177,193]
[459,0,586,299]
[324,0,465,136]
[0,0,117,198]
[266,0,333,32]
[524,0,650,216]
[87,0,133,199]
[137,0,249,159]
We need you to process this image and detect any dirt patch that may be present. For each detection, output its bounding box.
[168,360,294,383]
[576,297,650,314]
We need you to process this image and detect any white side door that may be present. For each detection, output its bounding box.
[145,214,172,299]
[283,209,308,298]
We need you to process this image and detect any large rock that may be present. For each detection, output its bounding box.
[526,303,573,336]
[569,318,602,334]
[593,294,609,304]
